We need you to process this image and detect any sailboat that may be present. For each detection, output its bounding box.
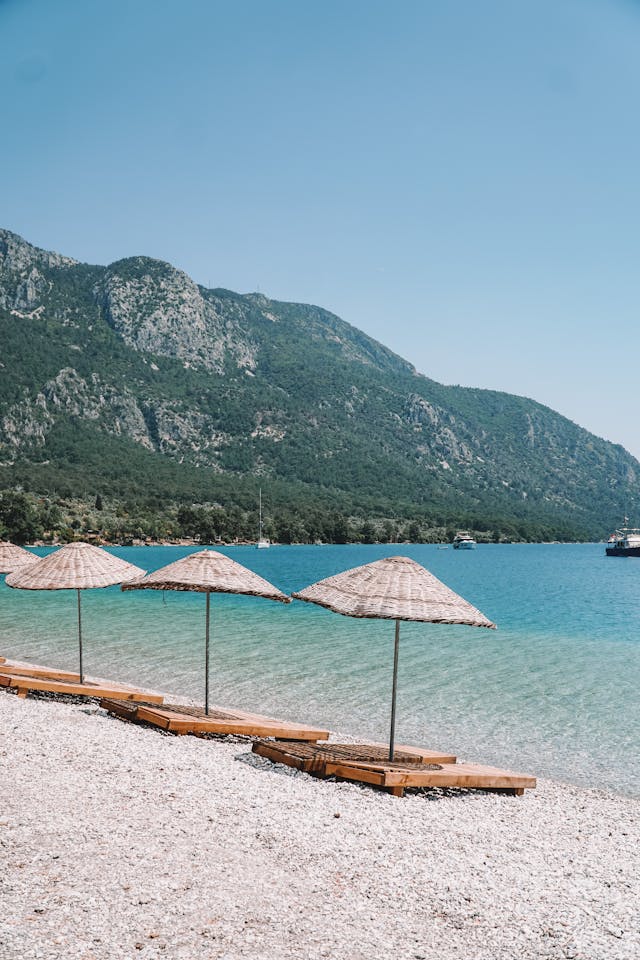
[257,489,270,549]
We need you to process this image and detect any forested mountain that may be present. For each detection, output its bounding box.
[0,227,636,543]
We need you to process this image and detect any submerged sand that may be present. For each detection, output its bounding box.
[0,692,638,960]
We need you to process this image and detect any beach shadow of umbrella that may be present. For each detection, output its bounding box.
[122,549,290,715]
[5,542,145,682]
[292,555,496,761]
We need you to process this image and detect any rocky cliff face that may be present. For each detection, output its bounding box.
[95,258,258,374]
[0,227,637,534]
[0,229,77,314]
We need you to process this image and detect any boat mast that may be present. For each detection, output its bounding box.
[259,487,263,540]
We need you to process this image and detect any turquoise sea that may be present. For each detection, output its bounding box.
[1,543,638,797]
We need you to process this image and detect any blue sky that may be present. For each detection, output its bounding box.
[1,0,639,457]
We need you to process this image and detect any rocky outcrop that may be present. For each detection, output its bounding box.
[95,259,258,373]
[0,229,76,313]
[0,393,53,460]
[0,367,235,468]
[402,394,474,464]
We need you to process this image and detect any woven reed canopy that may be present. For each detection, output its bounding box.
[0,541,37,574]
[123,549,290,601]
[123,549,290,715]
[5,542,146,683]
[5,541,145,591]
[292,555,496,627]
[293,555,495,760]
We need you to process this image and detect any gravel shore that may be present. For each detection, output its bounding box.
[1,691,638,960]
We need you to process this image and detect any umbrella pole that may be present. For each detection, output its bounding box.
[205,592,210,716]
[389,619,400,762]
[77,588,84,684]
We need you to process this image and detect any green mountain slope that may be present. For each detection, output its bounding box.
[0,228,637,541]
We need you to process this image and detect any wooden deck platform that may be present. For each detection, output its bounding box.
[0,671,164,703]
[253,738,456,773]
[100,699,331,742]
[252,740,536,797]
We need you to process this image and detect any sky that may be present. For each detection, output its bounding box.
[1,0,639,457]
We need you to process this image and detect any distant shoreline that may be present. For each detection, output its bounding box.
[23,538,604,548]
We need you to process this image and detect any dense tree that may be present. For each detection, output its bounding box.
[0,491,43,544]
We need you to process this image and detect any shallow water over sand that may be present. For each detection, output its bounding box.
[2,543,638,796]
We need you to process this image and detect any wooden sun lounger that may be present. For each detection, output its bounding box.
[252,739,457,773]
[0,671,164,704]
[251,740,535,797]
[100,698,330,742]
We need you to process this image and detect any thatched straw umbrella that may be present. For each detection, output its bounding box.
[293,555,496,760]
[0,541,37,574]
[5,542,145,682]
[122,549,290,715]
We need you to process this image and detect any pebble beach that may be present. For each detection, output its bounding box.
[1,689,638,960]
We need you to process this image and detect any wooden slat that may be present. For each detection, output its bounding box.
[0,673,164,703]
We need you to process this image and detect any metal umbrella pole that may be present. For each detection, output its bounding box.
[388,618,401,761]
[205,592,211,716]
[77,588,84,684]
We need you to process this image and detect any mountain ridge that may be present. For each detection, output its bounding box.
[0,227,637,543]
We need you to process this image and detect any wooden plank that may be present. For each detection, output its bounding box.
[252,740,328,773]
[0,664,81,681]
[99,698,142,720]
[324,759,536,792]
[322,762,388,787]
[0,673,164,703]
[252,739,315,772]
[325,763,410,787]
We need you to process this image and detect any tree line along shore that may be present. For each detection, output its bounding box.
[0,488,594,547]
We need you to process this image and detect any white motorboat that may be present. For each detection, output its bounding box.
[452,530,476,550]
[606,519,640,557]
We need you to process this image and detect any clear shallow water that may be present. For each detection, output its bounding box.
[1,543,638,797]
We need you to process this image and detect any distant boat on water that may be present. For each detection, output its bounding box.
[257,489,270,549]
[605,519,640,557]
[452,531,476,550]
